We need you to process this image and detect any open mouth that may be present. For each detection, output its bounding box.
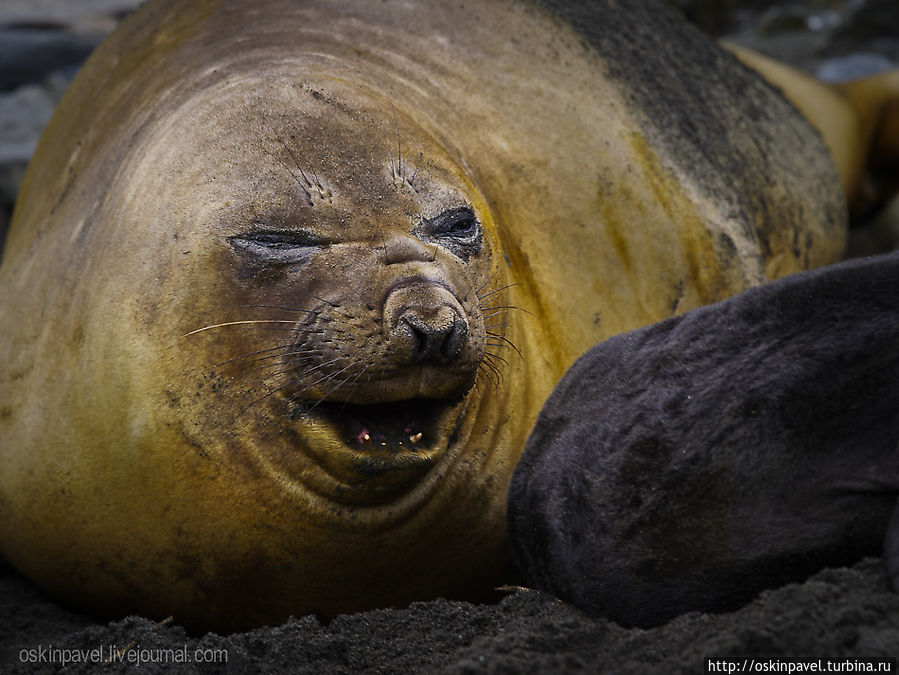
[290,396,465,454]
[282,395,470,503]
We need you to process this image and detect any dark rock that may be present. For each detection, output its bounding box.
[0,29,99,91]
[817,52,897,83]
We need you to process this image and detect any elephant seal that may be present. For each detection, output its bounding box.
[509,251,899,628]
[0,0,847,631]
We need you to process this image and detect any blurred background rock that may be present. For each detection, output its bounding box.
[0,1,141,249]
[669,0,898,75]
[0,0,897,252]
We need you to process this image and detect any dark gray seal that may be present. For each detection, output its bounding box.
[509,252,899,627]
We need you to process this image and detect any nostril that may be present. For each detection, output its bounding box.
[440,318,467,359]
[399,309,467,364]
[404,317,429,358]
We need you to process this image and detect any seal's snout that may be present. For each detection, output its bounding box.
[399,305,468,364]
[384,283,471,367]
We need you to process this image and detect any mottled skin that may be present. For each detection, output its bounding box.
[725,43,899,214]
[0,0,847,631]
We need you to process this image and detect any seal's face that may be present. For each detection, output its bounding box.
[132,79,502,508]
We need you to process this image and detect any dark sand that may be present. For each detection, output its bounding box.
[2,556,897,673]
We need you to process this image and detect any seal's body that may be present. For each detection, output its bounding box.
[509,252,899,627]
[0,0,846,630]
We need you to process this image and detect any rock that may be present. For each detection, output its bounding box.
[827,0,899,62]
[0,0,140,27]
[0,84,58,165]
[0,29,99,91]
[817,52,896,83]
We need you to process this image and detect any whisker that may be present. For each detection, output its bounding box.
[312,294,340,308]
[409,150,423,186]
[264,356,342,381]
[475,364,490,388]
[481,355,503,381]
[239,326,325,332]
[276,134,314,189]
[249,348,323,368]
[262,145,313,205]
[309,166,329,199]
[236,304,319,314]
[244,359,349,415]
[183,320,302,337]
[394,110,403,183]
[477,363,500,390]
[478,305,523,313]
[333,366,372,420]
[285,357,357,393]
[483,351,510,368]
[297,362,359,414]
[476,283,519,304]
[240,379,295,414]
[480,305,535,322]
[486,332,524,361]
[213,343,295,367]
[474,275,498,297]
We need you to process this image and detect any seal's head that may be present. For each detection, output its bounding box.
[121,77,504,511]
[0,38,523,627]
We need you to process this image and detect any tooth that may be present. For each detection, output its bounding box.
[409,432,422,444]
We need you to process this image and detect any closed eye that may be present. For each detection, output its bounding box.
[229,229,329,263]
